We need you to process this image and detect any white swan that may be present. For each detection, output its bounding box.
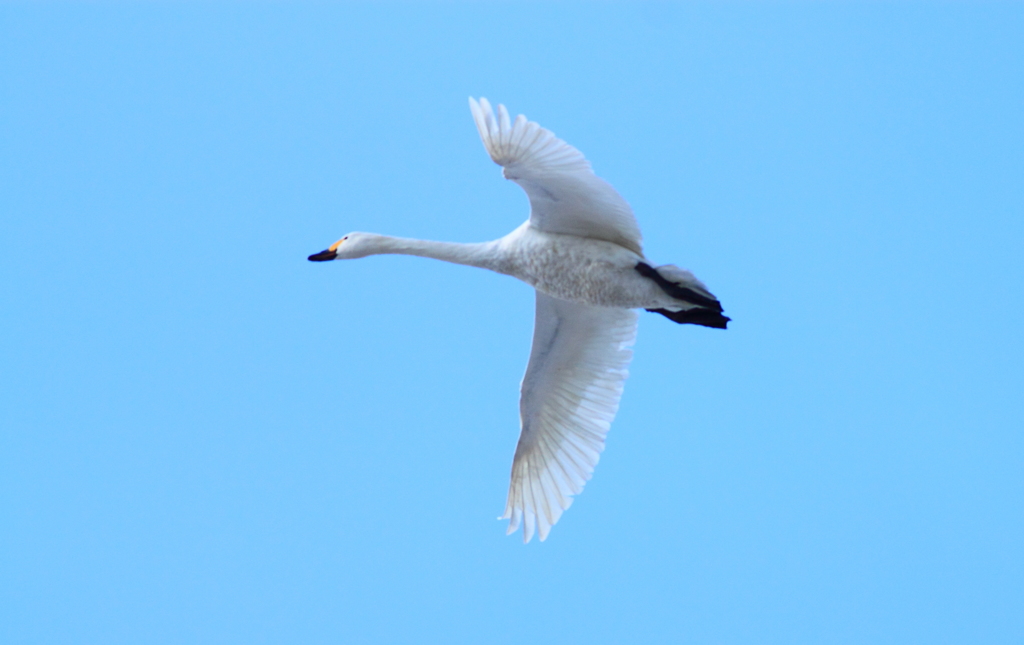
[309,98,729,542]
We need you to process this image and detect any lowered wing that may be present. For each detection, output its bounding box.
[504,291,639,542]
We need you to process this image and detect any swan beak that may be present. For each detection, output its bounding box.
[308,249,338,262]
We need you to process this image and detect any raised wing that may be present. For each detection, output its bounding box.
[504,291,639,542]
[469,97,643,255]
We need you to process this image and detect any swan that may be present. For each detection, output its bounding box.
[309,98,729,542]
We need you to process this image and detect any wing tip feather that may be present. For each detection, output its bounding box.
[467,96,590,173]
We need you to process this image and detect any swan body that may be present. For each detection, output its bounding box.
[334,224,674,309]
[309,98,729,542]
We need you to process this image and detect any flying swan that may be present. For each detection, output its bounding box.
[309,98,729,542]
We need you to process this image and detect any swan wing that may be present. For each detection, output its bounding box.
[504,291,638,542]
[469,97,643,255]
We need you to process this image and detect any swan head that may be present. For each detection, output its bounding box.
[308,232,377,261]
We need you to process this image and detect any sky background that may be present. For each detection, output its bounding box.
[2,3,1022,644]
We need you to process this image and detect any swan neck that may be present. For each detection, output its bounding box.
[372,235,499,270]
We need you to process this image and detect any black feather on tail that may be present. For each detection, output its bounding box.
[635,261,730,329]
[646,307,730,329]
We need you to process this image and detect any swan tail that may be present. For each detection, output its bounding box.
[635,262,730,329]
[646,307,730,329]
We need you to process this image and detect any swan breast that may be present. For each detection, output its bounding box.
[497,225,662,308]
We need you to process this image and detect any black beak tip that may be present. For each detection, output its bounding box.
[308,249,337,262]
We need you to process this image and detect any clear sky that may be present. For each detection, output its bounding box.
[2,3,1022,644]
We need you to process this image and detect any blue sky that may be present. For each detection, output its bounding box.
[2,3,1022,644]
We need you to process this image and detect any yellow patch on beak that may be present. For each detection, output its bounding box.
[328,240,343,252]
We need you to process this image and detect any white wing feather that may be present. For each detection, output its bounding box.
[504,291,638,542]
[469,97,643,255]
